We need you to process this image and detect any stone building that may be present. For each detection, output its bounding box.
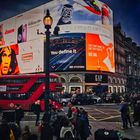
[55,23,140,95]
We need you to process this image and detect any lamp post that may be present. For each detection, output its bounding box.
[97,66,102,96]
[43,9,53,121]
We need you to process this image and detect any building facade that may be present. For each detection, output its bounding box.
[55,23,140,95]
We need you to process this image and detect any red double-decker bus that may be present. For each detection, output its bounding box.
[0,73,62,111]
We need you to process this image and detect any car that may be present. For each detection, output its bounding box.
[71,94,88,105]
[89,94,101,103]
[71,93,101,105]
[104,93,121,103]
[104,93,113,103]
[59,93,72,106]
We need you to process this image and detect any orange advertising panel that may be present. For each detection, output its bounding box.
[86,33,115,72]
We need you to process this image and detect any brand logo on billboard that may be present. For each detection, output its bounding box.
[22,52,33,61]
[51,66,56,69]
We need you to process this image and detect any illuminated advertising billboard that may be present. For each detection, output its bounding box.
[50,33,85,71]
[0,0,114,76]
[49,0,114,72]
[0,6,44,75]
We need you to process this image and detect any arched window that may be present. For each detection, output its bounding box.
[112,78,116,84]
[117,78,120,84]
[121,79,124,84]
[70,77,81,83]
[108,77,112,83]
[60,77,66,83]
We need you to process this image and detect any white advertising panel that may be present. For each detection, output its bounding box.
[0,6,44,76]
[17,38,44,74]
[0,18,16,47]
[16,7,44,42]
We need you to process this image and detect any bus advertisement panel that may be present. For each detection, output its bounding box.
[0,73,62,111]
[0,0,114,75]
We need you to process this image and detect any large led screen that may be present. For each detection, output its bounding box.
[48,0,114,72]
[50,33,85,71]
[0,0,114,76]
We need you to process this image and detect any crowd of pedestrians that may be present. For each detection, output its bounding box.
[1,92,140,140]
[39,102,92,140]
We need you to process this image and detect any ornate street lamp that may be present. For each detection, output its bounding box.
[43,9,53,121]
[37,9,60,139]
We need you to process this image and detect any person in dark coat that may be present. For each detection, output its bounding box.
[67,102,73,119]
[0,119,11,140]
[126,103,132,128]
[78,108,92,140]
[133,100,140,126]
[40,105,53,140]
[34,100,41,126]
[120,100,129,129]
[15,104,24,126]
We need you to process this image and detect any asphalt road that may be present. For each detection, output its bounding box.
[84,104,121,122]
[21,104,121,122]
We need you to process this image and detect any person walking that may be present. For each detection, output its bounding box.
[34,100,41,126]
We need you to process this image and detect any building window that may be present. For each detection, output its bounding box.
[70,77,81,83]
[60,77,66,83]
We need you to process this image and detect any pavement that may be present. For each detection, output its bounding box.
[90,121,140,140]
[19,119,140,140]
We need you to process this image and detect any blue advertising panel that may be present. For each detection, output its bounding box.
[50,33,85,71]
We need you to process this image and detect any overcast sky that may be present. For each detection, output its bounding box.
[0,0,140,45]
